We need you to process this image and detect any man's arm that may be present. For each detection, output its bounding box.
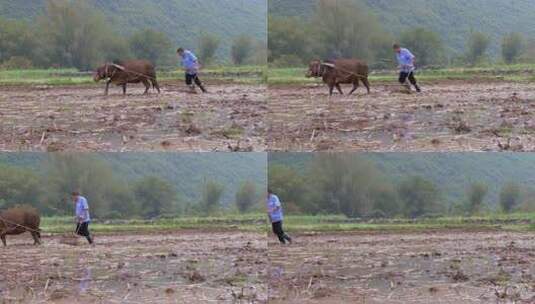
[268,196,281,213]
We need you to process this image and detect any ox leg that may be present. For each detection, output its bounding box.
[31,231,41,245]
[335,83,344,95]
[349,81,359,95]
[0,227,15,246]
[105,80,111,96]
[328,84,335,96]
[151,80,161,94]
[142,79,151,94]
[122,84,127,95]
[362,78,371,94]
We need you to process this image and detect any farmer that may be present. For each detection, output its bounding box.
[72,191,94,245]
[267,189,292,244]
[177,47,207,93]
[393,43,421,92]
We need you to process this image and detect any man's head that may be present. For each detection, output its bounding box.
[177,48,185,57]
[71,191,80,202]
[267,188,273,198]
[393,43,401,53]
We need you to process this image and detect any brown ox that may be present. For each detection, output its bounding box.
[306,59,370,96]
[93,59,161,95]
[0,206,41,246]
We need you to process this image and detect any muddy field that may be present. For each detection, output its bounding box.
[0,231,267,303]
[268,230,535,303]
[0,83,266,152]
[268,81,535,152]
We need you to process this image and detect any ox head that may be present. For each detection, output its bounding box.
[306,60,324,78]
[93,64,110,82]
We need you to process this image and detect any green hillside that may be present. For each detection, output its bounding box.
[0,0,267,61]
[0,152,267,205]
[269,153,535,207]
[269,0,535,56]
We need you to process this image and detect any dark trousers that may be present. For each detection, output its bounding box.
[271,221,291,244]
[399,71,420,91]
[76,222,93,244]
[185,73,206,92]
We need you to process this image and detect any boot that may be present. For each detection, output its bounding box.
[198,84,207,93]
[284,234,292,244]
[414,84,421,93]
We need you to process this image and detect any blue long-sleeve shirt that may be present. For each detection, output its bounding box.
[396,48,415,72]
[181,50,199,75]
[267,194,283,223]
[75,196,91,223]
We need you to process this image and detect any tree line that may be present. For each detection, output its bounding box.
[0,0,261,71]
[269,154,531,219]
[268,0,535,68]
[0,154,261,219]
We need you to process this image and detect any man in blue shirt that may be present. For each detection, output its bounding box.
[267,189,292,244]
[393,44,421,92]
[72,191,93,245]
[177,48,207,93]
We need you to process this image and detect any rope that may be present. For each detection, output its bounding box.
[315,61,418,88]
[320,61,369,79]
[106,63,157,81]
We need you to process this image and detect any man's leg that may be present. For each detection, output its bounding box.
[272,221,286,244]
[194,75,207,93]
[185,73,195,91]
[408,72,421,92]
[75,223,82,236]
[79,222,93,244]
[280,222,292,244]
[398,72,408,84]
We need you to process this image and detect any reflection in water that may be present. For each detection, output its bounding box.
[79,267,91,293]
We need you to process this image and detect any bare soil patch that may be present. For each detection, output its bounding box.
[268,81,535,151]
[0,231,267,303]
[268,231,535,303]
[0,83,266,152]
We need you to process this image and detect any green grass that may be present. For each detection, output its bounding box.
[268,64,535,85]
[39,212,535,235]
[0,65,267,86]
[41,213,268,234]
[282,213,535,232]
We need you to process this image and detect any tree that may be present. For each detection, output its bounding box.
[398,176,439,218]
[0,164,42,209]
[0,18,37,65]
[466,182,488,214]
[400,28,444,67]
[307,154,388,218]
[308,0,390,62]
[369,182,399,217]
[231,35,253,65]
[41,154,133,218]
[129,29,173,66]
[36,0,115,70]
[268,164,308,212]
[499,182,521,213]
[268,16,309,65]
[198,33,220,65]
[200,180,224,214]
[133,176,177,219]
[502,32,524,64]
[235,181,257,213]
[465,32,490,65]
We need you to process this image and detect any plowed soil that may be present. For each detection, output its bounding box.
[268,81,535,152]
